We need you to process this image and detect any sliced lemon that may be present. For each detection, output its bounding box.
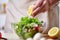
[27,5,34,15]
[48,27,60,38]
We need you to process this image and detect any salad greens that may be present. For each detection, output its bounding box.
[14,16,43,39]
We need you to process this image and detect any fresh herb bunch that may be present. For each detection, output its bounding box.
[14,16,43,39]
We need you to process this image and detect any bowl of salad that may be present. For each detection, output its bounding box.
[13,16,43,40]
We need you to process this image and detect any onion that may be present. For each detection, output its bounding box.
[33,33,42,40]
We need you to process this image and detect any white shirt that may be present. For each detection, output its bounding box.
[4,0,59,33]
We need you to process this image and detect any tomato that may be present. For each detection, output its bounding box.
[34,25,40,31]
[0,32,2,38]
[34,26,43,32]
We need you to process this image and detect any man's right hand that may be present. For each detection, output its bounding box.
[32,0,59,17]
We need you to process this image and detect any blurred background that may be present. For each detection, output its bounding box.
[0,0,60,40]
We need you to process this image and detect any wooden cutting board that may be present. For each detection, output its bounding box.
[42,34,60,40]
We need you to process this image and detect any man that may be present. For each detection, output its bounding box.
[5,0,59,34]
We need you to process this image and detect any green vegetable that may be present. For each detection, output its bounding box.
[14,16,43,39]
[24,32,33,39]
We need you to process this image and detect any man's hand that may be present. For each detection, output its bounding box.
[32,0,59,17]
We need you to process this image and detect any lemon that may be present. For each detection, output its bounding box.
[27,5,34,15]
[48,27,60,39]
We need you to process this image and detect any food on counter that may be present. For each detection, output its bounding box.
[27,5,34,15]
[30,23,43,32]
[38,27,43,32]
[24,29,37,39]
[33,33,42,40]
[14,17,43,39]
[34,24,40,30]
[27,38,33,40]
[14,17,60,40]
[48,27,60,39]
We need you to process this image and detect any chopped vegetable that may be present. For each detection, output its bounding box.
[14,16,43,39]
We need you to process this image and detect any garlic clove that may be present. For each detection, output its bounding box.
[33,33,42,40]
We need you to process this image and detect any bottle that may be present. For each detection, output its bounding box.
[3,3,6,13]
[0,3,6,14]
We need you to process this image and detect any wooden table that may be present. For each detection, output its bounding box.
[42,34,60,40]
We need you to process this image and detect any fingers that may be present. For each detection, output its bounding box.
[32,0,51,17]
[32,7,41,17]
[32,2,46,17]
[33,0,44,10]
